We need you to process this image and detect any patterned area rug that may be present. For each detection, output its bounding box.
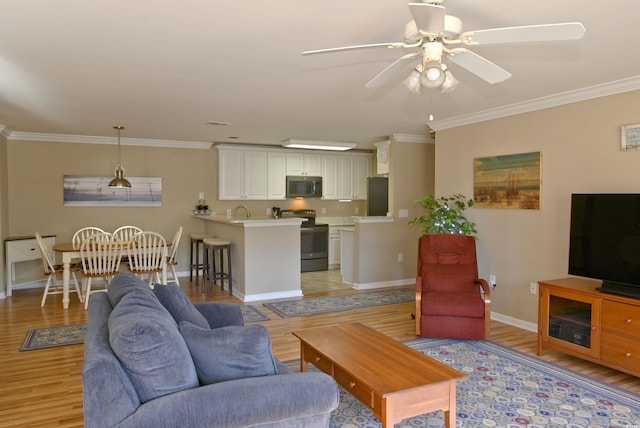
[20,324,86,351]
[241,305,270,323]
[287,338,640,427]
[263,287,414,318]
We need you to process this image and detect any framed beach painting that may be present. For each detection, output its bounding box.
[621,124,640,151]
[473,151,541,209]
[63,175,162,207]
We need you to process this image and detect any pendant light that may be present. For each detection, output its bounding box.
[108,125,131,188]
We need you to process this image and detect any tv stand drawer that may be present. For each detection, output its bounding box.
[601,300,640,339]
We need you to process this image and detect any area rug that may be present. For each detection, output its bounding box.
[20,324,86,351]
[287,338,640,427]
[241,305,270,323]
[263,287,414,318]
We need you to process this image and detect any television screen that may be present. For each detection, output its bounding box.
[569,194,640,298]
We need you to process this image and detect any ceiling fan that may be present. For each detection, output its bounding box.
[302,0,586,94]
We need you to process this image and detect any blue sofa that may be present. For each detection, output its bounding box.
[82,272,339,428]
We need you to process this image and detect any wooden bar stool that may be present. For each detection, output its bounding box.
[189,234,214,283]
[202,238,232,297]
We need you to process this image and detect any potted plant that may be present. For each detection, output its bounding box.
[409,193,477,237]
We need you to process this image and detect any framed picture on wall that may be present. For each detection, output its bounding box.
[63,175,162,207]
[621,124,640,151]
[473,151,542,210]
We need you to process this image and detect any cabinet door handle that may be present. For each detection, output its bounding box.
[626,352,632,357]
[349,381,356,389]
[626,319,632,324]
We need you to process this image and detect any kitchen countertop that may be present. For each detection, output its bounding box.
[192,214,303,227]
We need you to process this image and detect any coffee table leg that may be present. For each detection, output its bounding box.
[445,381,457,428]
[299,343,309,372]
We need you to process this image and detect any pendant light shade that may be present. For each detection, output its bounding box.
[108,125,131,188]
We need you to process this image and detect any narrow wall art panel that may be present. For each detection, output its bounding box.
[63,175,162,207]
[473,152,541,209]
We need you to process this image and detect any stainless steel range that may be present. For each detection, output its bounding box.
[280,209,328,272]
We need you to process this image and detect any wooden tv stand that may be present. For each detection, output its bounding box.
[537,277,640,378]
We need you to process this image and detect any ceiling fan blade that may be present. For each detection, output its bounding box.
[365,53,420,88]
[462,22,586,45]
[408,3,445,35]
[302,42,404,56]
[448,49,511,84]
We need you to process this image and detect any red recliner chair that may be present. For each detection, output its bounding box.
[415,234,491,339]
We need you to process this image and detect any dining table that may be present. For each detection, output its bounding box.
[53,242,169,309]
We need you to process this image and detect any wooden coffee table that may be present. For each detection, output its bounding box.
[292,323,466,428]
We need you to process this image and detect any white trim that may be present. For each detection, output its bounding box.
[7,131,213,150]
[351,279,414,290]
[391,133,431,144]
[430,76,640,131]
[353,216,394,224]
[491,311,538,333]
[240,289,304,303]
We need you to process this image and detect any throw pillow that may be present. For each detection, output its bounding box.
[179,321,278,385]
[153,284,210,329]
[109,290,199,403]
[107,271,154,307]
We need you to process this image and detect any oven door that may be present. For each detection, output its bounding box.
[301,226,328,259]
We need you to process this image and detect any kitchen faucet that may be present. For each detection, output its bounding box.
[234,205,251,218]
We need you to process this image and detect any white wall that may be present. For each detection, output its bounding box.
[435,90,640,324]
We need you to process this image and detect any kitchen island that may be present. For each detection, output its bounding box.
[193,214,303,302]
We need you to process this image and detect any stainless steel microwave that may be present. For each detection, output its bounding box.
[285,176,323,198]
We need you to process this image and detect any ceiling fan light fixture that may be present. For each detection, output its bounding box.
[108,125,132,188]
[403,67,423,94]
[420,61,445,88]
[439,66,459,93]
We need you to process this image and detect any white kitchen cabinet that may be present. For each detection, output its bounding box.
[328,226,341,269]
[321,155,338,200]
[218,147,268,200]
[267,152,286,200]
[286,152,323,176]
[337,153,371,200]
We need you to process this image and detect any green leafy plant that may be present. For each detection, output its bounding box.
[409,194,477,236]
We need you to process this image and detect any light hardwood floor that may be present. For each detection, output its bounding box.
[1,271,638,427]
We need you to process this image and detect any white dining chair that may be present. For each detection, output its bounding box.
[127,231,168,287]
[113,225,143,243]
[166,226,183,285]
[36,232,83,307]
[72,227,106,250]
[81,232,124,309]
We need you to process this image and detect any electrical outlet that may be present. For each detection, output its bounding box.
[321,207,326,214]
[266,207,272,216]
[489,275,496,287]
[355,207,359,214]
[530,282,538,295]
[397,252,404,262]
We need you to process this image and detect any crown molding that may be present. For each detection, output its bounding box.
[429,76,640,131]
[6,131,213,149]
[390,133,431,144]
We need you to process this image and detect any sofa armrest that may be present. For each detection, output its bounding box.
[193,302,244,328]
[114,372,339,428]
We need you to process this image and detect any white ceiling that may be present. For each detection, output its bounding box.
[2,1,640,149]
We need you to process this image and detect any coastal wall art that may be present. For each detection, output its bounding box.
[63,175,162,207]
[473,152,541,209]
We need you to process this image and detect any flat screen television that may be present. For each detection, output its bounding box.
[569,193,640,298]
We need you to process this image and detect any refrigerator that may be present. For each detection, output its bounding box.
[367,177,388,216]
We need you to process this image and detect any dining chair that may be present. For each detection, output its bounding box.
[127,231,168,287]
[80,232,124,309]
[166,226,183,285]
[72,226,106,250]
[35,232,83,307]
[113,225,143,243]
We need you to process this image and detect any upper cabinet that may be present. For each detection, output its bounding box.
[217,145,371,201]
[286,153,323,176]
[218,147,269,200]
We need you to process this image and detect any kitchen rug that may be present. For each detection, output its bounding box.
[263,286,413,318]
[286,338,640,427]
[241,305,270,323]
[20,324,86,351]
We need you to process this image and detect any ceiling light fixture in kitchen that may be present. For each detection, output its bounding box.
[108,125,131,188]
[282,139,356,151]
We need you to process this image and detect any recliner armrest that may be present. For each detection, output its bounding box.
[193,302,244,328]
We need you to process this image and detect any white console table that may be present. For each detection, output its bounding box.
[4,235,56,297]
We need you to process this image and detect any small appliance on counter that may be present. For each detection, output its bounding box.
[280,209,328,272]
[193,192,211,215]
[272,207,281,218]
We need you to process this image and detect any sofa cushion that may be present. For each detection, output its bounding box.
[153,284,210,329]
[108,271,154,307]
[109,290,199,403]
[179,321,278,385]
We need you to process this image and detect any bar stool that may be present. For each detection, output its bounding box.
[202,238,232,297]
[189,234,214,283]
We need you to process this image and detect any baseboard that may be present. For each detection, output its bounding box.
[352,279,415,290]
[241,289,303,303]
[491,311,538,333]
